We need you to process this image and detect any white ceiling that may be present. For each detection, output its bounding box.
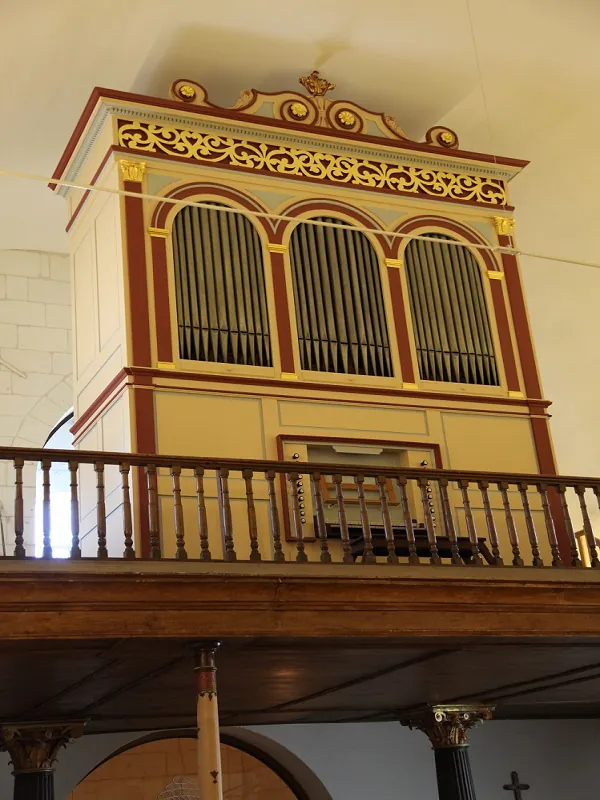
[2,0,600,255]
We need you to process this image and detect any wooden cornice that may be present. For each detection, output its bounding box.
[1,563,599,641]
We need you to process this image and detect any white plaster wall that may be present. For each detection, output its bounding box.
[0,249,72,554]
[0,720,594,800]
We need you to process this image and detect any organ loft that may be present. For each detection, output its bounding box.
[50,70,563,565]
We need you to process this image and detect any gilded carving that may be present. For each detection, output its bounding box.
[337,110,357,127]
[401,705,493,749]
[299,70,335,97]
[493,216,516,236]
[119,159,146,182]
[385,258,404,268]
[0,722,84,773]
[179,84,197,100]
[268,243,288,253]
[118,121,508,206]
[290,102,309,119]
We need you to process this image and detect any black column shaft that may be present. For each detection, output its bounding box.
[434,746,476,800]
[14,771,55,800]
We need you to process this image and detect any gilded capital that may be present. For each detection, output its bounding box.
[401,705,493,749]
[119,159,147,182]
[493,216,515,237]
[0,722,84,773]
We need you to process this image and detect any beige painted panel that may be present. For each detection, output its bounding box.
[101,393,129,454]
[76,345,123,417]
[73,230,97,378]
[278,401,428,436]
[442,413,538,473]
[155,392,265,459]
[95,196,121,349]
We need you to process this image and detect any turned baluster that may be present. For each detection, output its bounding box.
[41,458,52,559]
[120,463,135,559]
[574,486,599,568]
[288,472,308,563]
[458,479,483,566]
[218,467,236,562]
[417,476,441,565]
[498,481,524,566]
[265,470,285,562]
[397,476,419,565]
[333,474,353,565]
[477,480,503,566]
[194,467,211,561]
[310,472,332,564]
[146,464,161,559]
[95,462,108,559]
[536,483,562,567]
[13,458,25,559]
[518,482,543,567]
[438,478,463,565]
[242,469,261,562]
[377,476,398,564]
[557,484,582,567]
[69,461,81,559]
[354,474,375,565]
[171,465,188,561]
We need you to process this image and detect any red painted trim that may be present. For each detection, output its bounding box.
[123,181,152,367]
[273,199,392,254]
[153,182,270,232]
[150,235,173,363]
[50,86,529,188]
[500,240,543,399]
[489,279,520,393]
[111,144,514,212]
[133,386,156,559]
[530,416,570,562]
[70,368,129,437]
[387,266,415,384]
[65,146,114,232]
[276,434,443,541]
[269,251,296,375]
[125,365,549,409]
[394,216,500,272]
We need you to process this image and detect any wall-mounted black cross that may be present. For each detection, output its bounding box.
[503,771,530,800]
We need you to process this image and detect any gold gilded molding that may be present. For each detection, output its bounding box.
[385,258,404,268]
[402,382,419,390]
[487,270,504,280]
[493,216,515,236]
[118,121,508,206]
[147,227,169,238]
[299,70,335,97]
[119,159,146,182]
[281,372,298,380]
[157,361,176,370]
[268,243,288,254]
[508,390,525,398]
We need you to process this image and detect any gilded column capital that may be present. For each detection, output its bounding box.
[493,216,515,237]
[0,721,85,773]
[119,159,147,182]
[400,705,493,749]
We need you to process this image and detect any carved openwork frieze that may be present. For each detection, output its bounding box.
[117,120,508,206]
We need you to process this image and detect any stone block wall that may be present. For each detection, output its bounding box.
[0,249,72,554]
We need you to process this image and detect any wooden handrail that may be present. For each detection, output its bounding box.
[1,445,599,488]
[2,444,600,569]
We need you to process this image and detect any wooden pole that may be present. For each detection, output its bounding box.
[194,644,223,800]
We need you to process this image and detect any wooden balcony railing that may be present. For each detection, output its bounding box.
[1,446,599,569]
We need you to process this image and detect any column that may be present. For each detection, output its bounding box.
[0,721,84,800]
[194,643,223,800]
[401,705,493,800]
